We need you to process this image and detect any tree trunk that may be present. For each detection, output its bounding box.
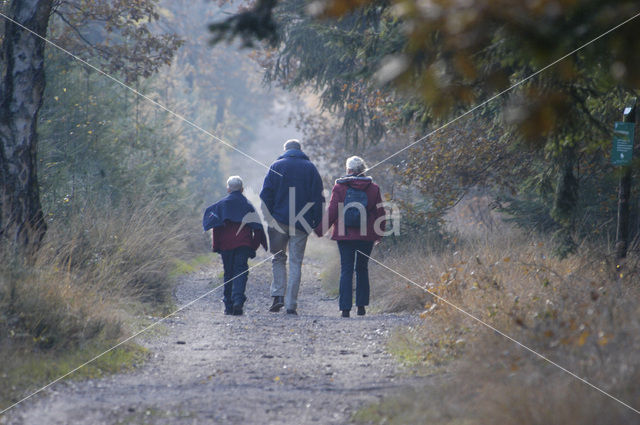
[551,145,579,258]
[0,0,51,252]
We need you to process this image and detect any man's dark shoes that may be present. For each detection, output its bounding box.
[224,308,232,315]
[269,296,284,312]
[357,306,366,316]
[232,305,243,316]
[341,310,350,318]
[286,309,298,315]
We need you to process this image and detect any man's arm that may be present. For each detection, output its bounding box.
[309,166,325,228]
[259,168,278,213]
[314,184,338,236]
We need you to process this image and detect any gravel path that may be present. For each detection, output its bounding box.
[3,249,420,425]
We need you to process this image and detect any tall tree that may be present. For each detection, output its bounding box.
[0,0,51,251]
[0,0,182,252]
[211,0,640,255]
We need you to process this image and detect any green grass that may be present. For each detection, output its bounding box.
[353,388,474,425]
[170,253,215,278]
[316,252,340,298]
[387,327,466,373]
[319,266,340,298]
[0,342,148,411]
[387,329,430,367]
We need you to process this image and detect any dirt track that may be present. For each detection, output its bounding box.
[3,248,419,425]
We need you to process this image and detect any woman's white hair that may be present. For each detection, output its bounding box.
[346,156,367,175]
[227,175,243,192]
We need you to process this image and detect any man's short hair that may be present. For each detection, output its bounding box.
[283,139,301,151]
[227,175,243,192]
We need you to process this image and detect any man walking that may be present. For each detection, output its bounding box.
[260,139,324,315]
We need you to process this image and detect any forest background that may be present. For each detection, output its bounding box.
[2,0,640,423]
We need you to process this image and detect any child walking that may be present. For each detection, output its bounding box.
[203,176,267,315]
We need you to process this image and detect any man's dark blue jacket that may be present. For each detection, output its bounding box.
[260,149,324,232]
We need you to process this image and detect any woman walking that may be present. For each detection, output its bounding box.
[315,156,386,317]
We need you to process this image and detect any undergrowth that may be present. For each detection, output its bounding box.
[0,199,206,411]
[357,227,640,424]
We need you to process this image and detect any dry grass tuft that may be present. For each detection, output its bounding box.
[37,199,198,304]
[0,262,122,350]
[361,224,640,424]
[0,199,201,409]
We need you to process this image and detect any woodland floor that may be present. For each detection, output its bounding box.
[2,248,424,425]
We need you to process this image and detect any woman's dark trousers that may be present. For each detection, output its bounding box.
[337,240,374,311]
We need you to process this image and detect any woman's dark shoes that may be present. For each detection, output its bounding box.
[232,305,244,316]
[341,310,350,318]
[286,309,298,315]
[357,306,366,316]
[224,308,232,315]
[269,296,284,312]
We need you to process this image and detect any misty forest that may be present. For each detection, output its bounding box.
[1,0,640,424]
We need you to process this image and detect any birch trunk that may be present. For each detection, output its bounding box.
[0,0,51,252]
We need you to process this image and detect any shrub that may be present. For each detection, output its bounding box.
[361,227,640,424]
[0,199,201,408]
[38,198,198,304]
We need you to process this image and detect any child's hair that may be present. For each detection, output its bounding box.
[227,175,243,192]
